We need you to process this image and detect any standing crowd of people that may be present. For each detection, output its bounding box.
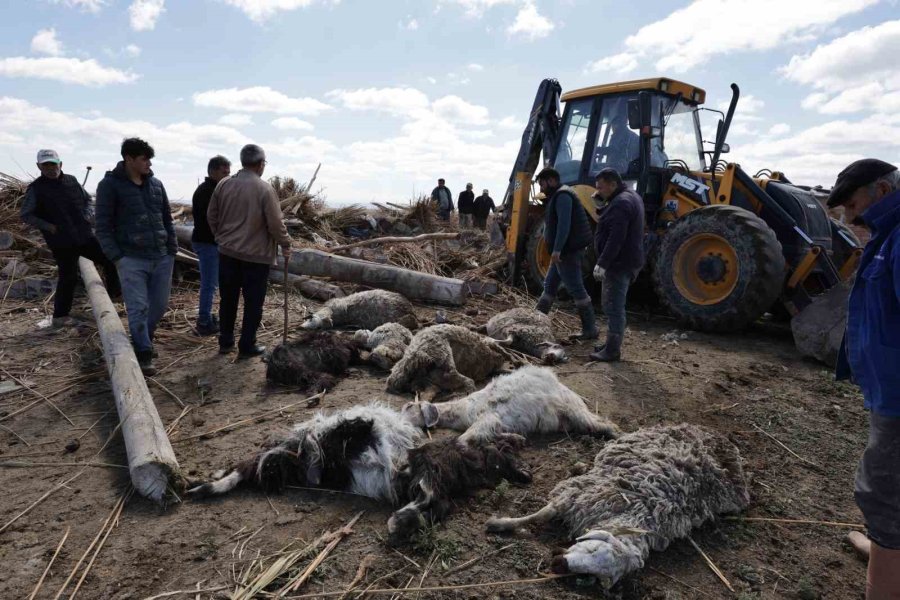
[430,178,496,230]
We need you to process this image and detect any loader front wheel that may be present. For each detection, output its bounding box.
[654,205,785,332]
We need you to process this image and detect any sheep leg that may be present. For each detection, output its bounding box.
[485,503,558,533]
[458,413,506,445]
[551,530,648,588]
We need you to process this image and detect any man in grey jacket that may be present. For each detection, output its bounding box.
[431,178,454,222]
[96,138,177,375]
[208,144,292,359]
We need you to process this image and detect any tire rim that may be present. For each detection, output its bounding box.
[672,233,740,305]
[534,236,551,279]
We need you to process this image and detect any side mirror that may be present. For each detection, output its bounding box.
[719,143,730,154]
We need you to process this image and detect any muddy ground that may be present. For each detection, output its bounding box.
[0,280,870,600]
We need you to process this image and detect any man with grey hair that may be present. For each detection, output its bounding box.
[828,158,900,597]
[191,155,231,336]
[207,144,291,359]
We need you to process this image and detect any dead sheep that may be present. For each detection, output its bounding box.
[485,424,751,587]
[265,331,359,392]
[353,323,413,370]
[401,365,618,444]
[187,403,422,504]
[386,324,508,395]
[387,433,532,544]
[482,307,567,364]
[302,290,418,331]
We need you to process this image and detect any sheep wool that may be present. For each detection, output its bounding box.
[353,322,414,370]
[302,290,418,331]
[484,307,567,364]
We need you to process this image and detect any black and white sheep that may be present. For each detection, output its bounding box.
[481,307,567,364]
[386,324,508,395]
[485,424,751,587]
[401,365,619,443]
[265,331,360,391]
[302,290,418,331]
[353,323,413,370]
[187,403,422,504]
[387,433,532,544]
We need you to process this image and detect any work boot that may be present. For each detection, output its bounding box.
[535,294,554,315]
[574,302,599,340]
[589,334,623,362]
[866,540,900,599]
[196,316,220,337]
[238,345,266,359]
[135,350,157,376]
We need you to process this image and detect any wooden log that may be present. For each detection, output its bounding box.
[78,258,181,503]
[288,248,466,305]
[329,232,459,253]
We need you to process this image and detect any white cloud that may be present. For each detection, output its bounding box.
[271,116,314,130]
[586,52,638,74]
[129,0,165,31]
[31,29,64,57]
[506,3,554,41]
[768,123,791,136]
[442,0,516,18]
[432,95,489,125]
[52,0,107,12]
[0,57,138,86]
[467,63,484,72]
[327,87,430,116]
[401,16,419,30]
[498,115,524,129]
[426,76,437,85]
[781,20,900,115]
[123,44,142,57]
[218,113,254,126]
[193,86,332,115]
[591,0,877,74]
[220,0,337,22]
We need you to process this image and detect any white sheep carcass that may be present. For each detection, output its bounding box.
[386,324,508,395]
[353,323,413,370]
[401,365,618,443]
[485,424,751,587]
[302,290,418,331]
[482,308,567,364]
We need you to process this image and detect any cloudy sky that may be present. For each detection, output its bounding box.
[1,0,898,206]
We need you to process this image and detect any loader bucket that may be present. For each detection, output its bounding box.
[790,280,851,367]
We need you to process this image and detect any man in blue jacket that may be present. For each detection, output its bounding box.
[589,168,645,362]
[534,167,598,340]
[96,138,177,375]
[829,158,900,598]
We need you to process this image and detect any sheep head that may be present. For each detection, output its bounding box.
[301,308,334,330]
[400,401,440,429]
[551,529,645,588]
[536,342,568,365]
[352,329,373,347]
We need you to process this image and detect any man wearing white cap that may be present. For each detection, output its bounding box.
[21,149,119,327]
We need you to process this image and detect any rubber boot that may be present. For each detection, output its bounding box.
[867,541,900,599]
[535,294,554,315]
[135,350,157,376]
[589,334,623,362]
[574,301,599,340]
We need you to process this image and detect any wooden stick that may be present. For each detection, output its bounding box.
[330,232,459,253]
[687,537,734,593]
[280,511,365,595]
[289,574,571,598]
[751,423,821,469]
[67,490,132,599]
[443,543,516,576]
[0,460,127,469]
[27,526,70,600]
[142,586,231,600]
[726,516,865,528]
[0,422,30,445]
[339,554,377,600]
[0,367,75,426]
[146,377,187,408]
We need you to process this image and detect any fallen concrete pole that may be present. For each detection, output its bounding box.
[174,225,344,301]
[78,257,182,503]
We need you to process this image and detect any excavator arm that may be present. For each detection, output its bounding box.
[499,78,563,283]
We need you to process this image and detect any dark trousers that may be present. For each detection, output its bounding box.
[855,412,900,549]
[51,239,120,318]
[474,215,488,230]
[601,270,633,336]
[218,253,270,352]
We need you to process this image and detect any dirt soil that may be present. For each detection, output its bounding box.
[0,280,870,600]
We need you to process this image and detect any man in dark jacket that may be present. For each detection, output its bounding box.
[96,138,177,375]
[473,189,496,230]
[21,149,119,327]
[589,168,645,362]
[534,167,598,340]
[431,178,454,222]
[829,159,900,597]
[458,183,475,228]
[191,155,231,336]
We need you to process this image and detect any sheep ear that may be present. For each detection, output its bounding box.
[421,403,440,428]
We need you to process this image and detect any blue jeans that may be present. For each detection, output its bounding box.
[193,242,219,324]
[601,269,632,336]
[116,255,174,352]
[542,249,589,302]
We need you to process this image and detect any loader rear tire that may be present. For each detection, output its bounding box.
[653,205,785,332]
[524,221,596,297]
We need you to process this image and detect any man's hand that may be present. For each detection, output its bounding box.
[593,264,606,282]
[550,251,561,266]
[281,244,292,259]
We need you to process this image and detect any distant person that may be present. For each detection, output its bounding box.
[533,167,597,340]
[828,159,900,598]
[96,138,177,376]
[207,144,291,359]
[473,189,496,230]
[588,168,645,362]
[21,149,120,327]
[458,183,475,228]
[431,178,454,222]
[191,155,232,336]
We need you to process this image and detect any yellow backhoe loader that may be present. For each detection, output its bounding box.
[497,78,861,364]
